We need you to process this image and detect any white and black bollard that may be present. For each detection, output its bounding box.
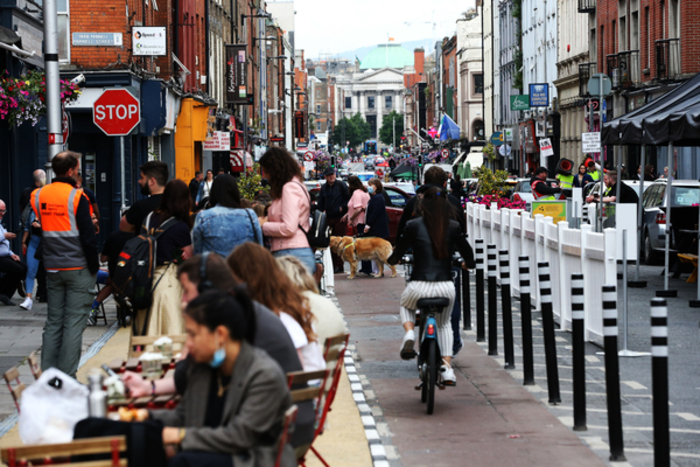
[582,204,589,225]
[519,256,535,385]
[602,285,626,462]
[475,239,486,342]
[538,262,561,404]
[462,253,472,330]
[571,273,586,431]
[487,244,498,356]
[500,250,515,369]
[651,298,670,467]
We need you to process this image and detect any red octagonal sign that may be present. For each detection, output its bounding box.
[93,89,141,136]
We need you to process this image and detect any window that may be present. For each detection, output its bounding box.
[58,0,69,62]
[345,96,352,109]
[644,7,650,68]
[316,104,321,114]
[600,25,605,62]
[385,95,392,109]
[368,96,375,109]
[474,74,483,94]
[669,0,679,38]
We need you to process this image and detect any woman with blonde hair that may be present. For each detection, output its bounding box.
[228,242,325,372]
[276,255,347,346]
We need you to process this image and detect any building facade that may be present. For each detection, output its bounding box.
[457,10,485,142]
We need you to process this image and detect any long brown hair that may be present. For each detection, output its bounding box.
[259,147,303,199]
[347,175,367,194]
[418,186,450,259]
[227,242,316,342]
[157,179,192,228]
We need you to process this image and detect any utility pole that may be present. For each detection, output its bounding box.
[44,0,63,170]
[392,114,396,151]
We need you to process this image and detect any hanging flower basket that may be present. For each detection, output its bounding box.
[0,70,81,127]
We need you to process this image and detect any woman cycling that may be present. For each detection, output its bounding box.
[387,187,474,385]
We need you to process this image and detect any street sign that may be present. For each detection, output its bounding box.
[510,94,530,111]
[582,132,601,153]
[303,151,314,162]
[539,137,554,157]
[92,89,140,136]
[499,144,512,157]
[588,73,612,97]
[441,148,450,159]
[529,83,550,107]
[132,27,166,56]
[504,128,513,142]
[490,132,504,145]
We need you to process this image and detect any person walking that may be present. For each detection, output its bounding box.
[19,169,47,302]
[317,168,350,273]
[359,178,391,277]
[30,152,98,377]
[195,170,214,205]
[192,174,263,257]
[189,171,202,205]
[258,147,316,274]
[0,200,28,306]
[341,175,370,236]
[19,207,41,310]
[120,161,168,233]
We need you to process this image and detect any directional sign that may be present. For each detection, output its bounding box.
[582,132,601,153]
[92,89,140,136]
[529,83,550,107]
[539,137,554,157]
[531,201,567,224]
[510,94,530,111]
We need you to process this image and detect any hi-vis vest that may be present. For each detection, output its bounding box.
[557,174,574,189]
[31,182,87,271]
[531,180,556,201]
[589,170,601,181]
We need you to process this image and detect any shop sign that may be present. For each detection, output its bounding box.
[225,44,249,105]
[294,111,306,139]
[203,131,231,151]
[510,95,530,111]
[529,83,550,107]
[132,27,166,56]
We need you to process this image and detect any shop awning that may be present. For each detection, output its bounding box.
[602,72,700,146]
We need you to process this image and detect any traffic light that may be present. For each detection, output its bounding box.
[417,155,423,168]
[330,156,336,169]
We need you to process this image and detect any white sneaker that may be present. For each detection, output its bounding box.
[400,330,416,360]
[19,297,33,311]
[441,360,456,386]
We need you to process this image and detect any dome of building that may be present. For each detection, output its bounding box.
[359,43,414,70]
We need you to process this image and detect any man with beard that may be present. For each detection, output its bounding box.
[119,161,168,233]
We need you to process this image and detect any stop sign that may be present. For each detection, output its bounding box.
[93,89,141,136]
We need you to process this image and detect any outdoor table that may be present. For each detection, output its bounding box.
[106,358,180,411]
[677,252,699,283]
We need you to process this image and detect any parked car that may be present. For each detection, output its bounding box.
[639,180,700,264]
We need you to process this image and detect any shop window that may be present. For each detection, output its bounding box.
[474,74,483,94]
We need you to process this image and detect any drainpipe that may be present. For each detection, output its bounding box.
[205,0,210,94]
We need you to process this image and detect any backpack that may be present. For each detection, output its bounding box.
[296,181,331,248]
[111,212,177,318]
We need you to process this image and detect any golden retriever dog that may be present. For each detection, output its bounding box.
[330,236,397,279]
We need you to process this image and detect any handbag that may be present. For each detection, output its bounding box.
[295,181,331,248]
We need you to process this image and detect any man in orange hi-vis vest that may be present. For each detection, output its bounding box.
[31,151,98,377]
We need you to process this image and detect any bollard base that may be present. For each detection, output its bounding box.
[572,425,588,432]
[548,398,562,405]
[476,337,485,343]
[656,289,678,298]
[627,280,647,288]
[504,363,515,370]
[689,300,700,308]
[618,349,651,358]
[463,325,473,330]
[609,454,627,462]
[523,380,535,386]
[488,350,498,356]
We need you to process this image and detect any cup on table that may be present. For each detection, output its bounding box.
[140,352,165,379]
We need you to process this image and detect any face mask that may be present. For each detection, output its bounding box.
[209,345,226,368]
[368,186,375,194]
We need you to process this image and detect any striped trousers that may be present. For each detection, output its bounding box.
[399,281,455,358]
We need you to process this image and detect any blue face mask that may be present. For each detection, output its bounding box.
[209,346,226,368]
[368,186,375,194]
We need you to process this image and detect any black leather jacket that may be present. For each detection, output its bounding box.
[388,218,475,282]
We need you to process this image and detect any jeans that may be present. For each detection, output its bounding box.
[25,237,41,296]
[273,247,316,275]
[0,256,27,298]
[43,268,95,377]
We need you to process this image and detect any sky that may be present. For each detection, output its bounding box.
[283,0,477,59]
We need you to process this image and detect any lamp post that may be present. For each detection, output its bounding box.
[242,10,272,123]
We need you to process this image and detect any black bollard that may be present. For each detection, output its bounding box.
[475,239,486,342]
[538,262,561,404]
[651,298,669,467]
[571,273,587,431]
[487,244,498,356]
[462,257,472,330]
[519,256,535,385]
[602,285,626,462]
[499,250,515,369]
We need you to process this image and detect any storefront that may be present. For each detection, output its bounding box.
[174,97,215,182]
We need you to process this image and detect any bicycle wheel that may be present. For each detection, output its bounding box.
[426,339,437,414]
[419,320,427,403]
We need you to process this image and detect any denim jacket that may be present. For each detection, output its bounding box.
[192,206,263,257]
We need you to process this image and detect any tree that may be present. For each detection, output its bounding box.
[350,113,371,142]
[329,113,371,149]
[378,111,404,147]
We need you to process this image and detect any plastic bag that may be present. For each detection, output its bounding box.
[19,367,89,444]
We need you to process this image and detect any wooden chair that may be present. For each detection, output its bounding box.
[128,334,187,358]
[275,405,298,467]
[27,351,42,380]
[298,334,350,467]
[1,436,127,467]
[3,367,25,412]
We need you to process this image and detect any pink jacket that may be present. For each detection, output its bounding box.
[347,190,370,227]
[263,178,311,251]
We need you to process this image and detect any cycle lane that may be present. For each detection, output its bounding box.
[334,273,607,467]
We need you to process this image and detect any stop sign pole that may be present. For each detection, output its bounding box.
[93,89,141,210]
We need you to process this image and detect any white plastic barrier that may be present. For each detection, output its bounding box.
[465,203,617,345]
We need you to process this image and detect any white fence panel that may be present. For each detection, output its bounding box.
[543,220,561,323]
[507,210,523,296]
[521,213,538,304]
